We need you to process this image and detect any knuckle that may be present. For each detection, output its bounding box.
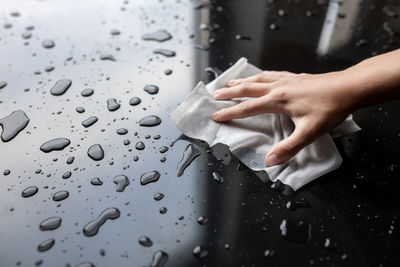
[238,102,250,113]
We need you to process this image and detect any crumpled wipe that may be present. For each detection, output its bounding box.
[170,58,360,191]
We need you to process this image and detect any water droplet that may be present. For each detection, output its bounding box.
[139,115,161,127]
[142,30,172,42]
[153,49,176,57]
[143,84,159,95]
[52,190,69,201]
[0,81,7,89]
[110,28,121,35]
[159,207,167,214]
[107,98,120,111]
[82,116,98,128]
[39,217,62,231]
[21,186,38,198]
[212,172,224,184]
[100,249,105,256]
[286,199,310,211]
[235,34,251,40]
[83,207,120,237]
[197,216,208,225]
[87,144,104,161]
[76,106,85,113]
[140,171,160,185]
[129,97,141,106]
[159,146,168,153]
[149,250,168,267]
[133,155,139,161]
[42,39,55,48]
[113,175,129,192]
[40,138,70,153]
[264,249,274,258]
[100,54,116,61]
[164,69,172,75]
[37,238,55,252]
[176,144,201,177]
[194,44,209,51]
[91,177,103,186]
[45,65,55,72]
[135,141,145,150]
[192,245,208,258]
[50,79,72,96]
[138,236,153,247]
[21,32,32,39]
[204,67,221,80]
[81,88,94,97]
[279,219,311,243]
[153,192,164,201]
[75,262,95,267]
[324,238,337,250]
[62,171,72,179]
[66,156,75,164]
[116,128,128,135]
[3,169,10,176]
[0,110,30,142]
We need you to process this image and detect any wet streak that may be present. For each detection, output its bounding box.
[176,144,201,177]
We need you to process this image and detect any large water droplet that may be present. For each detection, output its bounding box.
[135,141,145,150]
[139,115,161,127]
[142,30,172,42]
[143,85,159,95]
[83,207,120,237]
[76,106,85,113]
[138,236,153,247]
[52,190,69,201]
[37,238,55,252]
[40,138,70,152]
[87,144,104,161]
[140,171,160,185]
[159,146,168,153]
[91,177,103,186]
[129,97,141,106]
[107,98,120,111]
[150,251,169,267]
[50,79,71,96]
[21,186,38,198]
[113,175,129,192]
[176,144,201,177]
[39,217,62,231]
[62,171,72,179]
[66,156,75,164]
[82,116,98,128]
[81,88,94,97]
[280,219,311,243]
[0,110,30,142]
[153,49,176,57]
[116,128,128,135]
[153,192,164,201]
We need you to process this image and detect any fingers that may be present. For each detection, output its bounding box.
[214,83,270,100]
[265,123,314,166]
[227,71,295,87]
[212,96,281,121]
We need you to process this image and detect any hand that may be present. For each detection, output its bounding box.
[211,70,354,166]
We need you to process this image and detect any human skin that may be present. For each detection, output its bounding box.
[211,49,400,166]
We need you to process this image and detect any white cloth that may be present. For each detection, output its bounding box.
[170,58,360,190]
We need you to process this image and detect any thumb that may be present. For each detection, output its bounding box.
[265,125,312,166]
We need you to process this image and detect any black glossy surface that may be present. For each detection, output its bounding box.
[1,0,400,266]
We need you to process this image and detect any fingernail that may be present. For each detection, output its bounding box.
[266,154,280,166]
[211,110,221,120]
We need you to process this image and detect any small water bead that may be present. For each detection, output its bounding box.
[286,199,310,211]
[81,88,94,97]
[235,34,252,40]
[324,238,337,251]
[159,207,167,214]
[53,190,69,201]
[116,128,128,135]
[87,144,104,161]
[153,135,161,140]
[264,249,275,258]
[35,169,41,174]
[40,138,70,152]
[66,156,75,164]
[3,169,10,176]
[153,49,176,57]
[110,28,121,35]
[135,141,145,150]
[100,249,105,256]
[42,39,55,48]
[82,207,120,237]
[159,146,168,153]
[75,262,95,267]
[143,84,159,95]
[39,217,62,231]
[153,192,164,201]
[76,106,85,113]
[139,115,161,127]
[107,98,120,111]
[129,97,141,106]
[82,116,98,128]
[140,171,160,185]
[62,171,72,179]
[164,69,172,75]
[194,44,209,51]
[133,155,139,161]
[0,81,7,89]
[280,219,311,243]
[150,251,169,267]
[100,54,116,61]
[212,172,224,184]
[45,65,55,72]
[91,177,103,186]
[192,245,208,258]
[142,30,172,42]
[197,216,208,225]
[21,32,32,39]
[37,238,55,252]
[21,186,39,198]
[145,135,151,139]
[50,79,71,96]
[0,110,30,142]
[176,144,201,177]
[138,236,153,247]
[113,175,129,192]
[160,157,166,162]
[123,139,130,145]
